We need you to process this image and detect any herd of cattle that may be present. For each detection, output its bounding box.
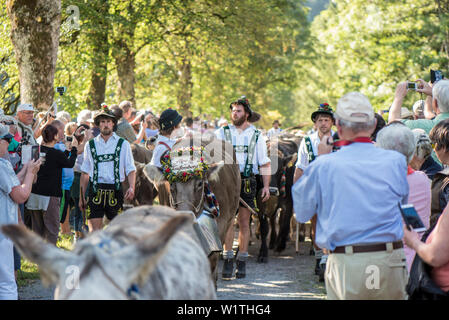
[2,130,306,299]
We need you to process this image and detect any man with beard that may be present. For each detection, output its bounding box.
[293,103,335,282]
[215,96,271,279]
[79,106,136,232]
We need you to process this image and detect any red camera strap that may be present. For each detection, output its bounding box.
[333,136,372,147]
[158,141,172,151]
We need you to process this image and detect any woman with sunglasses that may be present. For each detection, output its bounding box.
[404,118,449,297]
[0,124,40,300]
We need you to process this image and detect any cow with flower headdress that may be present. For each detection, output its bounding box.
[144,130,240,285]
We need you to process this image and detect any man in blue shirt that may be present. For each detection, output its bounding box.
[293,92,409,299]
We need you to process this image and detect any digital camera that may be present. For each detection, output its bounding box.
[430,69,444,84]
[407,82,417,90]
[56,86,67,96]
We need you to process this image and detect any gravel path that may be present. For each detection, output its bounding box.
[18,280,54,300]
[216,238,326,300]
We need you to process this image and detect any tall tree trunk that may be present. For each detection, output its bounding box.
[86,0,110,110]
[177,57,193,117]
[7,0,61,111]
[114,42,136,107]
[112,0,137,107]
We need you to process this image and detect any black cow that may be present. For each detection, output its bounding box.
[255,133,301,262]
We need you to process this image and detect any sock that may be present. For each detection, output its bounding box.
[236,251,249,261]
[223,250,234,260]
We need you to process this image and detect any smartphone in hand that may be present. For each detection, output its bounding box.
[399,204,426,232]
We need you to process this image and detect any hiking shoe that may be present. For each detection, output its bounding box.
[222,258,234,280]
[235,259,246,279]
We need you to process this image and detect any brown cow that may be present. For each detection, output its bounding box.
[121,143,157,207]
[143,132,240,284]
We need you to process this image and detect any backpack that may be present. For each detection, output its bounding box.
[406,221,449,300]
[430,167,449,228]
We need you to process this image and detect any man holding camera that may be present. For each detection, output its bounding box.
[389,79,449,164]
[293,92,409,299]
[389,79,449,134]
[293,103,335,281]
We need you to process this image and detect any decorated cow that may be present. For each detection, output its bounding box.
[144,132,240,283]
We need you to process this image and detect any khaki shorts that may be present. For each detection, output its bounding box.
[325,245,408,300]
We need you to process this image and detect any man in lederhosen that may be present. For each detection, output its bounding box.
[79,105,136,232]
[215,96,271,279]
[293,103,335,281]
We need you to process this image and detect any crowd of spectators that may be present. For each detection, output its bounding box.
[1,76,449,301]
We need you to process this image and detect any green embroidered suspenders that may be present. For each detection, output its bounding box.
[304,136,316,163]
[223,125,260,178]
[89,138,125,193]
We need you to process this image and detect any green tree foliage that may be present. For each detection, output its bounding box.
[294,0,448,124]
[0,2,19,114]
[5,1,449,130]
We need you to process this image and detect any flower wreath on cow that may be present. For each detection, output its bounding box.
[160,146,220,219]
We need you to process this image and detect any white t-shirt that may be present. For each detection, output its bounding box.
[295,130,334,171]
[81,133,136,184]
[267,127,282,138]
[150,135,177,168]
[215,125,270,175]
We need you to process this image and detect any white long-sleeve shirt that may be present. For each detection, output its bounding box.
[81,133,135,184]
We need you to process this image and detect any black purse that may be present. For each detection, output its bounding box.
[406,224,449,300]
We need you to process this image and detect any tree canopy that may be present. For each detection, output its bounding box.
[1,0,449,129]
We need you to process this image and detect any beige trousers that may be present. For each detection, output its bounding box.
[325,245,408,300]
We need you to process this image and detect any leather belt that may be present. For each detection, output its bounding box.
[330,241,403,254]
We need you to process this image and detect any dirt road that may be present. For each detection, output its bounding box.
[216,238,326,300]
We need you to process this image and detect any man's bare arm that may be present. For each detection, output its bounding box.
[293,167,303,184]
